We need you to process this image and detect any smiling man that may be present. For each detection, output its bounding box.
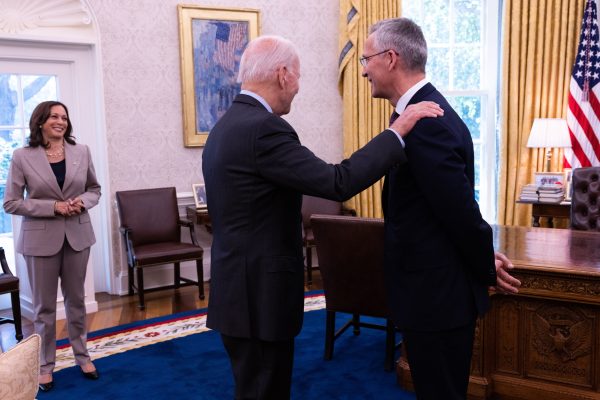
[360,18,521,400]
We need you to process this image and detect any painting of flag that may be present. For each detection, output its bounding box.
[179,6,260,147]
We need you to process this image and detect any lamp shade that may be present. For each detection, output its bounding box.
[526,118,571,148]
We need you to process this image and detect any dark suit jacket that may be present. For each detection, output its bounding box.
[203,94,406,341]
[382,83,497,332]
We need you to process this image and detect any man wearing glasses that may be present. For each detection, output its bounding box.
[360,18,521,400]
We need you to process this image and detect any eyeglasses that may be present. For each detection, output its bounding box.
[359,49,395,67]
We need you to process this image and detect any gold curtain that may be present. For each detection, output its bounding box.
[498,0,585,226]
[338,0,400,217]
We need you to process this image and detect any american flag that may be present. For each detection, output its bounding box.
[566,0,600,168]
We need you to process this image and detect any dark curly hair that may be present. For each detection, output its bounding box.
[28,100,76,148]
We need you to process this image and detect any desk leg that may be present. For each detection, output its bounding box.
[547,217,554,228]
[533,215,540,227]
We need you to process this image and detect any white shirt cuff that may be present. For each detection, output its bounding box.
[387,128,405,148]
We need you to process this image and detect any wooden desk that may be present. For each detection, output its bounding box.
[397,225,600,399]
[186,206,211,233]
[517,201,571,228]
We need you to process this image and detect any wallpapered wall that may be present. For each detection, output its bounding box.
[90,0,343,194]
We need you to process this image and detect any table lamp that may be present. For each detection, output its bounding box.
[526,118,571,172]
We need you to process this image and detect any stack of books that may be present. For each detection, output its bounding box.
[538,186,564,203]
[519,184,539,202]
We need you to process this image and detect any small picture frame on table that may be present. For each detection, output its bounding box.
[534,172,564,188]
[192,183,208,209]
[563,168,573,201]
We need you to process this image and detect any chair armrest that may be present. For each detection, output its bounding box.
[0,247,14,276]
[342,207,357,217]
[118,227,136,267]
[178,219,194,228]
[179,219,201,246]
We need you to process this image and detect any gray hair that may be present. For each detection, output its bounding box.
[369,18,427,73]
[237,35,299,83]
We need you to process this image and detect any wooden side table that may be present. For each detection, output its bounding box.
[186,206,212,233]
[516,201,570,228]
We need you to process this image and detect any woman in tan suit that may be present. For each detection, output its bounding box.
[3,101,101,391]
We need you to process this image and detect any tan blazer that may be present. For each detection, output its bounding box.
[3,142,101,256]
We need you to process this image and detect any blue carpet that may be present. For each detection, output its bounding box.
[42,308,416,399]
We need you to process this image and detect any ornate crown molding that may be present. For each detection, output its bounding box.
[0,0,91,34]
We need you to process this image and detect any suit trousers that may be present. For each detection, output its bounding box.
[221,334,295,400]
[25,239,91,375]
[402,320,476,400]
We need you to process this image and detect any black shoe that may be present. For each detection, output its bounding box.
[82,369,99,380]
[38,381,54,392]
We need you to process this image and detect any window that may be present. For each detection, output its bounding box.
[0,75,58,234]
[402,0,500,222]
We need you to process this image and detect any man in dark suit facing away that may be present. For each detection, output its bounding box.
[360,18,521,399]
[202,35,444,400]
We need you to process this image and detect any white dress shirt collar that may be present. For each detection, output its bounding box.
[395,78,429,115]
[240,89,273,113]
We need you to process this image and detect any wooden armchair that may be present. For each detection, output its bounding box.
[301,195,355,286]
[115,187,204,309]
[311,215,398,371]
[0,247,23,341]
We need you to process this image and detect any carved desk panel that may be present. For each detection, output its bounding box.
[397,225,600,400]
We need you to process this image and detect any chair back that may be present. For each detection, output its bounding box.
[311,215,390,318]
[116,187,181,246]
[301,195,343,230]
[571,167,600,231]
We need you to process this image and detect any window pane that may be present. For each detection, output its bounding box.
[454,0,481,43]
[0,75,20,127]
[452,46,480,89]
[447,96,481,139]
[422,0,450,43]
[474,142,481,187]
[427,47,450,90]
[23,75,56,123]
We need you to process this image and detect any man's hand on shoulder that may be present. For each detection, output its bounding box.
[390,101,444,137]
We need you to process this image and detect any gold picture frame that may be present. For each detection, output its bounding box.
[192,183,208,209]
[178,5,260,147]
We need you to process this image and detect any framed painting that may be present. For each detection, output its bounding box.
[178,5,260,147]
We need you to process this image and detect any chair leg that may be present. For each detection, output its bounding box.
[306,245,313,286]
[324,310,335,360]
[174,262,181,289]
[384,319,396,372]
[136,267,145,310]
[128,263,134,296]
[352,313,360,335]
[196,258,205,300]
[10,290,23,341]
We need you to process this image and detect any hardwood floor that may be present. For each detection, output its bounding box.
[0,271,323,353]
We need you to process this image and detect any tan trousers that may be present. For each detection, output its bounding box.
[25,240,91,375]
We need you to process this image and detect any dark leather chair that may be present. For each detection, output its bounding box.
[301,195,355,286]
[310,215,398,371]
[571,167,600,231]
[116,187,205,309]
[0,247,23,341]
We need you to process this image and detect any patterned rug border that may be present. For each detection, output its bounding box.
[54,292,325,371]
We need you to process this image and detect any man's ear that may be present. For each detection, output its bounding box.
[277,66,287,88]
